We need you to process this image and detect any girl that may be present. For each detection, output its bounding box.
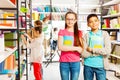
[21,25,44,80]
[58,11,84,80]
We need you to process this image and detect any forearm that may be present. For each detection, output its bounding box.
[58,45,78,51]
[21,35,27,45]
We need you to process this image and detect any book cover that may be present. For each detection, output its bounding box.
[0,32,4,52]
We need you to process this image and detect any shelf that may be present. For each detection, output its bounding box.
[78,12,101,15]
[0,47,17,63]
[0,43,23,63]
[32,12,51,14]
[102,28,120,30]
[102,13,120,18]
[0,0,16,8]
[0,74,16,80]
[78,5,101,9]
[111,40,120,45]
[52,12,66,14]
[102,0,120,6]
[0,26,29,30]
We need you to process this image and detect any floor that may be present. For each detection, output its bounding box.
[21,53,120,80]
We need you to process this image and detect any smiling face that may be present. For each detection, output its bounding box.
[65,13,77,28]
[87,16,100,31]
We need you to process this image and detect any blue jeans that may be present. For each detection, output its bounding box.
[84,65,106,80]
[60,62,80,80]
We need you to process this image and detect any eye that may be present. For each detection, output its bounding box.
[66,18,75,21]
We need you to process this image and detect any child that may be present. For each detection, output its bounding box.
[51,27,58,53]
[58,11,84,80]
[42,16,51,57]
[82,14,111,80]
[21,25,44,80]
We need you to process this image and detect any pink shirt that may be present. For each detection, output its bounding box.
[58,29,82,62]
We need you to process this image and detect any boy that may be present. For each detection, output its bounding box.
[82,14,111,80]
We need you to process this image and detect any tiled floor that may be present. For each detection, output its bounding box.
[27,62,84,80]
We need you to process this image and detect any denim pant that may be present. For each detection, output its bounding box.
[60,62,80,80]
[84,65,106,80]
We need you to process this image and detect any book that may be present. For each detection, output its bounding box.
[117,32,120,42]
[0,32,4,52]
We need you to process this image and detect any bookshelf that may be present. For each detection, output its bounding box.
[0,0,20,80]
[0,0,31,80]
[101,0,120,40]
[77,0,101,33]
[51,0,76,29]
[32,0,76,29]
[101,1,120,70]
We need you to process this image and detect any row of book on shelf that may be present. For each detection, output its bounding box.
[107,3,120,15]
[103,17,120,29]
[32,12,65,20]
[0,12,27,28]
[0,31,17,74]
[33,6,71,12]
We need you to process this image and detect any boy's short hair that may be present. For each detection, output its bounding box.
[87,14,98,22]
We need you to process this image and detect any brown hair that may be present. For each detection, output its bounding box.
[34,20,42,27]
[31,25,42,39]
[87,14,98,22]
[65,11,84,48]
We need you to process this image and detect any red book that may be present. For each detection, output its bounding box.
[104,19,110,28]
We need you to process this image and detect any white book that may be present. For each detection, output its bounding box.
[0,31,4,52]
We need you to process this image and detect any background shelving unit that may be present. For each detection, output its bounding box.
[76,0,101,33]
[0,0,31,80]
[101,1,120,79]
[101,0,120,40]
[51,0,76,29]
[0,0,21,80]
[32,0,76,29]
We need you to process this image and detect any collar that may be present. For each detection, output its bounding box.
[89,30,102,36]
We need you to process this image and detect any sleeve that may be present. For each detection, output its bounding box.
[58,29,64,36]
[92,31,111,56]
[81,33,93,58]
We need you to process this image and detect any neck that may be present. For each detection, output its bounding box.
[66,27,74,32]
[91,28,99,33]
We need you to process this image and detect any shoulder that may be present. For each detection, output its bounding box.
[102,30,109,36]
[58,29,66,36]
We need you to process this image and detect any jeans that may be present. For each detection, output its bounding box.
[84,65,106,80]
[60,62,80,80]
[51,40,57,51]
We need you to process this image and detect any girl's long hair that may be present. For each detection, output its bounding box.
[65,11,84,48]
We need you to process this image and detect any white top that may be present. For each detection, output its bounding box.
[52,31,58,40]
[27,33,44,63]
[42,23,52,40]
